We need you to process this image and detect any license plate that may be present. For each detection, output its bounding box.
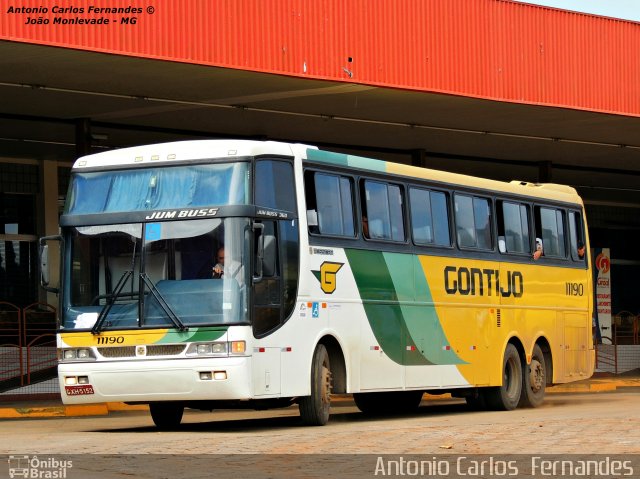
[65,385,95,396]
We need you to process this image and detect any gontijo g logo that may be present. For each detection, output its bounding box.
[312,262,344,294]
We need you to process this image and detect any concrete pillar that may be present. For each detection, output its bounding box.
[40,160,60,307]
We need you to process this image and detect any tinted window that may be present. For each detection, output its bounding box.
[362,180,405,242]
[500,201,530,254]
[410,188,451,246]
[455,194,492,250]
[538,207,566,258]
[255,160,296,212]
[313,174,355,237]
[568,211,585,261]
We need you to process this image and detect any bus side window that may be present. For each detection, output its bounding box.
[568,211,586,261]
[454,194,492,250]
[409,188,451,247]
[496,201,530,255]
[361,180,405,242]
[534,206,566,258]
[304,171,355,237]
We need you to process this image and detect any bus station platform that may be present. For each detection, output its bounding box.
[0,374,638,420]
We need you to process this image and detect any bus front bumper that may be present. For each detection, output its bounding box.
[58,357,252,404]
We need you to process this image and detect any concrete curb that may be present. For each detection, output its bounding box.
[0,402,147,419]
[0,379,637,419]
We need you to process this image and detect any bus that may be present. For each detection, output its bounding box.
[40,139,594,428]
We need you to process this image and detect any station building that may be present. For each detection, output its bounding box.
[0,0,639,330]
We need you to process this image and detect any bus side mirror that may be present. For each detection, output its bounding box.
[41,245,50,285]
[262,235,277,277]
[39,235,62,294]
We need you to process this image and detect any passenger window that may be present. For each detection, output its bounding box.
[568,211,586,261]
[409,188,451,246]
[361,180,405,242]
[535,207,566,258]
[255,160,296,212]
[454,194,492,250]
[312,174,355,236]
[497,201,530,254]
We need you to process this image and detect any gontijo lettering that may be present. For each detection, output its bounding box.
[444,266,524,298]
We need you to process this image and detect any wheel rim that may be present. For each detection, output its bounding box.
[321,361,332,406]
[529,359,545,392]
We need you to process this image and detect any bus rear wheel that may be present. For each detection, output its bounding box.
[519,344,546,408]
[485,343,522,411]
[299,344,331,426]
[149,402,184,430]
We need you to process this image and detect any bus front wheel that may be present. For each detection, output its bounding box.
[485,343,522,411]
[299,344,332,426]
[519,344,546,408]
[149,402,184,430]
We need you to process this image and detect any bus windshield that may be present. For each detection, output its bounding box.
[64,162,249,215]
[63,217,250,331]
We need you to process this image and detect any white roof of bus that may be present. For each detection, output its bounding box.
[72,139,309,169]
[72,139,582,206]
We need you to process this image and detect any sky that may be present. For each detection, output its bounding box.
[512,0,640,22]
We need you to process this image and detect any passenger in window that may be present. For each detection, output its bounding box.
[533,238,543,260]
[212,247,226,278]
[362,216,369,238]
[577,241,585,259]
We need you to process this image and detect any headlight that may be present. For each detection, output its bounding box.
[187,341,246,357]
[59,348,96,362]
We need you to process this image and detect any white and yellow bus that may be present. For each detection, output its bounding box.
[41,140,594,428]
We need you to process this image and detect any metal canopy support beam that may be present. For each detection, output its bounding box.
[538,160,553,183]
[411,149,427,168]
[75,118,92,159]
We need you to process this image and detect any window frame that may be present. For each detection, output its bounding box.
[304,170,357,239]
[360,178,407,244]
[408,186,453,248]
[496,199,532,256]
[534,205,567,259]
[453,192,494,252]
[568,209,586,263]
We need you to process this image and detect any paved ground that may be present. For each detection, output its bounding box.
[1,384,638,479]
[0,386,639,455]
[1,374,638,419]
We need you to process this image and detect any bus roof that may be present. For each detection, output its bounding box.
[71,139,309,170]
[304,148,583,206]
[71,139,582,206]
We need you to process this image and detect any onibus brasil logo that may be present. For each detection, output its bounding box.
[8,455,73,478]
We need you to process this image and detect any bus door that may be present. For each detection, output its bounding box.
[252,220,282,396]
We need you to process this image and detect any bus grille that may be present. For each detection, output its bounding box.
[147,345,186,356]
[98,346,136,358]
[97,345,186,358]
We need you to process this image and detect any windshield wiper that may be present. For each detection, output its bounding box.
[140,273,188,332]
[92,270,133,335]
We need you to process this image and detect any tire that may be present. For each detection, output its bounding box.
[299,344,332,426]
[484,343,523,411]
[354,391,423,415]
[149,402,184,430]
[519,344,546,408]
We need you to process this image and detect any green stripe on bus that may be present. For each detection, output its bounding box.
[346,249,464,366]
[384,252,465,365]
[306,149,386,173]
[157,327,228,344]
